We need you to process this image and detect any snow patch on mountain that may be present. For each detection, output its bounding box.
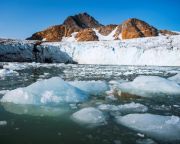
[93,27,118,41]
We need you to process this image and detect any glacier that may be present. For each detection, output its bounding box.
[116,114,180,141]
[43,35,180,66]
[0,39,73,63]
[0,35,180,66]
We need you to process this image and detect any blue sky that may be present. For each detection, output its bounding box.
[0,0,179,39]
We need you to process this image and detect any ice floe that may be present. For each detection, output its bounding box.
[3,63,27,70]
[117,76,180,97]
[1,77,88,105]
[116,114,180,141]
[98,102,148,113]
[0,121,7,126]
[69,81,110,95]
[168,73,180,84]
[136,138,157,144]
[0,69,19,77]
[72,107,106,127]
[0,90,9,95]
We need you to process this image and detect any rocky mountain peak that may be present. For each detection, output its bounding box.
[121,18,158,39]
[27,13,178,42]
[63,12,103,29]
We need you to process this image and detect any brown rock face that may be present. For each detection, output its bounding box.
[159,30,179,36]
[27,13,178,42]
[63,12,103,29]
[27,12,102,41]
[121,18,158,39]
[75,29,99,41]
[96,25,117,36]
[27,25,67,42]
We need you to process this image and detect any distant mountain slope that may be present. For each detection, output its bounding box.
[27,12,179,42]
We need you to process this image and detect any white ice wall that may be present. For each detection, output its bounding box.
[1,35,180,66]
[44,35,180,66]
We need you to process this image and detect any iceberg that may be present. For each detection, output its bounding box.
[116,114,180,141]
[69,81,110,95]
[72,107,106,127]
[98,102,148,113]
[117,76,180,97]
[1,77,88,105]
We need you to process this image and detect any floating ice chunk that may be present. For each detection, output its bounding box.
[0,90,9,95]
[72,107,106,127]
[1,77,88,105]
[69,81,110,95]
[2,103,69,117]
[0,121,7,126]
[98,102,148,113]
[136,138,157,144]
[98,104,119,111]
[168,73,180,84]
[118,102,148,113]
[116,114,180,141]
[3,63,27,70]
[0,69,19,77]
[118,76,180,97]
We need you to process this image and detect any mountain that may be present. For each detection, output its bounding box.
[27,13,179,42]
[63,12,103,29]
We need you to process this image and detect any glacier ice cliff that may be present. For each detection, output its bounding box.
[0,35,180,66]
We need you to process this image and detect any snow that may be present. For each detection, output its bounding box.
[93,27,117,41]
[1,77,88,105]
[72,107,106,127]
[116,114,180,141]
[0,69,19,77]
[61,32,78,42]
[168,73,180,84]
[98,102,148,113]
[117,76,180,97]
[69,81,110,95]
[0,121,7,126]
